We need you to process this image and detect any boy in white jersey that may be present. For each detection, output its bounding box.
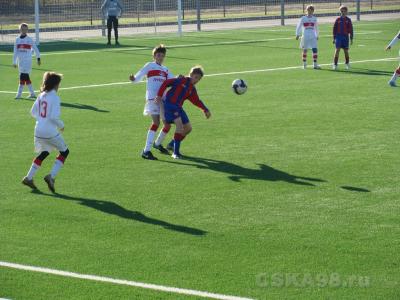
[385,31,400,87]
[22,72,70,193]
[129,44,175,160]
[13,23,41,99]
[296,5,320,69]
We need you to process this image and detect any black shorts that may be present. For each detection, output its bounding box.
[20,73,31,85]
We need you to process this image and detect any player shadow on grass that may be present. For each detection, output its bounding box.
[22,98,109,113]
[323,67,393,77]
[162,156,325,186]
[31,190,206,236]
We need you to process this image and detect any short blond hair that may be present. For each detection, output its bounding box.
[190,65,204,77]
[19,23,28,30]
[339,5,348,11]
[306,5,314,11]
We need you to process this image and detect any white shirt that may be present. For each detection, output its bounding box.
[13,35,40,74]
[31,90,64,138]
[296,15,319,40]
[132,62,174,100]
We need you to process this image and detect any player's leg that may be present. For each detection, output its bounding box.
[44,148,70,193]
[333,48,340,70]
[15,73,25,99]
[389,65,400,87]
[26,74,36,98]
[22,151,50,189]
[142,114,160,160]
[113,17,119,45]
[154,102,171,154]
[312,48,320,69]
[172,117,185,159]
[106,17,112,45]
[302,49,307,69]
[344,48,350,69]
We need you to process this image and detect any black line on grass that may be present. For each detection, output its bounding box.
[31,190,207,236]
[21,98,109,113]
[340,186,371,192]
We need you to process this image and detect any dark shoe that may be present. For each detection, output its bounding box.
[141,151,157,160]
[22,177,38,190]
[44,174,55,193]
[153,143,169,154]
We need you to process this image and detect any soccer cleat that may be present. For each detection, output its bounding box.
[107,41,111,46]
[115,41,120,46]
[313,64,321,70]
[171,153,182,160]
[15,94,22,100]
[332,64,338,70]
[153,143,169,154]
[389,80,397,87]
[141,150,157,160]
[28,94,36,99]
[22,177,38,190]
[44,174,56,193]
[345,63,350,70]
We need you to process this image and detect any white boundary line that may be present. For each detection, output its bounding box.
[0,261,254,300]
[0,57,397,95]
[0,31,381,57]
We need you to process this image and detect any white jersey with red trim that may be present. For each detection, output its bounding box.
[132,62,174,100]
[296,15,319,40]
[13,35,40,74]
[388,31,400,56]
[31,90,64,139]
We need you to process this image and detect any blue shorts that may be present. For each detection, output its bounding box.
[335,35,349,49]
[164,104,190,124]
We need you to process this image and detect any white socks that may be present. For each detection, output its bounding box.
[50,160,64,179]
[155,130,167,146]
[16,84,24,97]
[26,163,40,180]
[28,84,35,96]
[144,130,156,152]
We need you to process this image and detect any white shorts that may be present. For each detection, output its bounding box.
[300,37,318,50]
[34,134,68,153]
[143,99,161,116]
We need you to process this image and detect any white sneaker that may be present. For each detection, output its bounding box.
[28,94,36,99]
[15,95,22,100]
[171,153,181,159]
[332,64,338,70]
[345,63,350,70]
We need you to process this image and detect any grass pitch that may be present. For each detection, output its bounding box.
[0,19,399,299]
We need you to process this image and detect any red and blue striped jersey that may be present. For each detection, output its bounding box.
[333,16,353,39]
[157,77,209,112]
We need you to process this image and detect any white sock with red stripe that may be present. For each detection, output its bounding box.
[16,84,24,97]
[28,84,35,96]
[50,156,65,179]
[144,124,159,152]
[390,68,400,82]
[155,125,171,146]
[26,159,42,180]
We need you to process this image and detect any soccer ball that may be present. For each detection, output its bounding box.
[232,79,247,95]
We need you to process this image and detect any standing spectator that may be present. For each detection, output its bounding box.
[101,0,123,46]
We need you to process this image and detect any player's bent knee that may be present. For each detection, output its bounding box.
[60,149,70,159]
[37,151,50,161]
[312,48,318,53]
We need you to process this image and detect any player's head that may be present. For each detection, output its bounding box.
[189,66,204,85]
[339,5,348,15]
[41,72,63,92]
[306,5,314,15]
[153,44,167,64]
[19,23,29,35]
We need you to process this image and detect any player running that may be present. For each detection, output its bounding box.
[22,72,70,193]
[385,30,400,87]
[155,66,211,159]
[296,5,320,69]
[129,44,175,160]
[13,23,41,99]
[332,6,353,70]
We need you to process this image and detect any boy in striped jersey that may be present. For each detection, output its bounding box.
[332,6,353,70]
[13,23,41,99]
[155,66,211,159]
[129,45,175,160]
[385,31,400,87]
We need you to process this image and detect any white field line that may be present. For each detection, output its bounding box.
[0,57,397,95]
[0,261,254,300]
[0,31,381,57]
